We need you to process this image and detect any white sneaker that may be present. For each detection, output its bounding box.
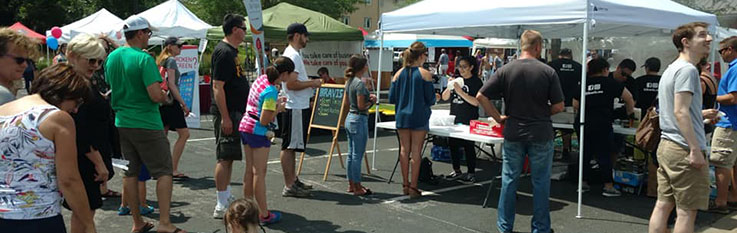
[213,195,236,219]
[213,205,226,219]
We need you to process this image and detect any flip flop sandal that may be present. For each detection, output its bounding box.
[132,222,155,233]
[157,228,186,233]
[102,190,122,198]
[172,174,190,180]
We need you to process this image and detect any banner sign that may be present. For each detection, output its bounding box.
[300,41,363,78]
[176,45,201,128]
[243,0,266,75]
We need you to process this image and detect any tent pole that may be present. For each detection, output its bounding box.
[710,32,716,76]
[371,31,384,170]
[577,0,590,219]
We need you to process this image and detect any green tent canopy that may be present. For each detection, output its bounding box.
[206,2,363,42]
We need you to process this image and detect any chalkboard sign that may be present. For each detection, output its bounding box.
[310,84,346,130]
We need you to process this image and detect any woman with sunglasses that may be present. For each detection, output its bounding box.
[0,27,38,105]
[63,33,113,233]
[389,41,436,198]
[0,63,93,232]
[157,36,191,180]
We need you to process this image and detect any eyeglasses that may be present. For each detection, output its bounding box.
[719,47,731,54]
[88,58,104,67]
[2,54,29,65]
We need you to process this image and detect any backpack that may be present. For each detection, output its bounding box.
[418,157,439,185]
[635,101,660,152]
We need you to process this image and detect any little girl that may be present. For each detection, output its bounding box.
[224,198,264,233]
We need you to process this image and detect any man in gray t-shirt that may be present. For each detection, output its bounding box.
[649,22,718,233]
[658,59,707,150]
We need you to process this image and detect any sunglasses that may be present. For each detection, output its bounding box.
[141,29,153,37]
[237,26,248,31]
[719,47,731,54]
[3,54,29,65]
[88,58,104,66]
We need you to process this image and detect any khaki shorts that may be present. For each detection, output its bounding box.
[710,127,737,168]
[118,128,173,178]
[656,139,709,211]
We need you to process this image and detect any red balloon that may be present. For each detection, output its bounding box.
[51,26,62,39]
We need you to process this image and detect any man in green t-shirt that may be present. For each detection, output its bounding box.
[105,15,184,233]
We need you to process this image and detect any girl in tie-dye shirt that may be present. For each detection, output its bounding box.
[237,56,293,225]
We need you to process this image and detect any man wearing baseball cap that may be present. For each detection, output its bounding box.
[634,57,661,118]
[280,23,322,197]
[106,14,185,233]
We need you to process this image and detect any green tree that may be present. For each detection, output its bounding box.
[182,0,361,26]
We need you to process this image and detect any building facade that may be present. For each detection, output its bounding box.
[342,0,412,32]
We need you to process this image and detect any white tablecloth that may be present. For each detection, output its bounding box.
[376,121,504,144]
[552,123,636,136]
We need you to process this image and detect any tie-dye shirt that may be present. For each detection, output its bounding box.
[239,74,278,136]
[0,105,62,220]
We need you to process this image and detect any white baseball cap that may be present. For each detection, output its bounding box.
[123,15,157,32]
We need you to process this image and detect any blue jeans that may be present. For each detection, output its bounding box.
[498,140,553,233]
[345,113,368,182]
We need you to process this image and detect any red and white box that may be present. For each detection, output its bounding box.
[470,119,503,137]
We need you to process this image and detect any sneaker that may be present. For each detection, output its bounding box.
[460,173,476,183]
[446,171,463,181]
[708,200,731,214]
[259,211,282,225]
[282,184,311,197]
[295,178,313,190]
[117,206,130,216]
[602,187,621,197]
[728,202,737,211]
[579,183,590,193]
[140,205,155,215]
[213,205,227,219]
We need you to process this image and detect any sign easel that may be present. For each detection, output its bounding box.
[296,83,371,181]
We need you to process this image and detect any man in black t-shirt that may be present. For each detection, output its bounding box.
[610,58,637,95]
[210,13,250,219]
[477,30,564,233]
[634,57,661,118]
[573,58,635,197]
[548,48,582,155]
[441,56,483,183]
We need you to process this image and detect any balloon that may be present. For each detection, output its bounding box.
[47,37,58,50]
[51,26,62,39]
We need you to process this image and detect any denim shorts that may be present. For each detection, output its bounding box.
[240,132,271,148]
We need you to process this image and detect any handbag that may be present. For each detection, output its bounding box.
[635,100,660,152]
[159,66,174,105]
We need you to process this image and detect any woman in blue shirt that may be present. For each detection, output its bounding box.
[389,41,436,198]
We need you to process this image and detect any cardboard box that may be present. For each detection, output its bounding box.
[613,170,645,187]
[470,119,502,137]
[470,119,493,136]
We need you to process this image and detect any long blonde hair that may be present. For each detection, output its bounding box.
[156,45,175,67]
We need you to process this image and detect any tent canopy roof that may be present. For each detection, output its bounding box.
[380,0,718,39]
[206,2,362,42]
[47,8,125,43]
[139,0,212,39]
[10,22,46,43]
[364,33,472,48]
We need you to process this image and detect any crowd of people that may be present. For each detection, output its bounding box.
[1,5,736,233]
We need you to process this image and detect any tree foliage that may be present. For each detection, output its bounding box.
[1,0,361,33]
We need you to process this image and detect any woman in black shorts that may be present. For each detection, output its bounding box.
[157,36,191,179]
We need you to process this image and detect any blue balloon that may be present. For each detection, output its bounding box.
[47,37,58,50]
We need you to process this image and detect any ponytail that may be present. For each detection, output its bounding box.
[267,56,296,84]
[344,55,368,86]
[402,41,427,67]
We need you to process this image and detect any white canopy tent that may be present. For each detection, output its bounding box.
[138,0,213,43]
[473,38,519,49]
[374,0,718,218]
[46,8,125,44]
